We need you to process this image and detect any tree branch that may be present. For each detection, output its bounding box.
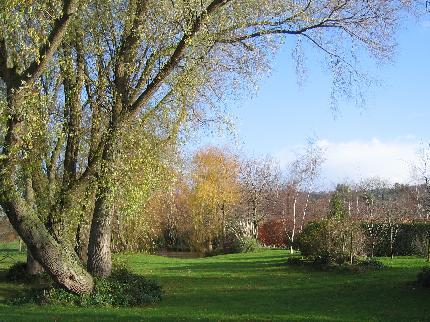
[0,37,18,86]
[114,0,149,107]
[0,37,8,80]
[128,0,230,116]
[18,0,78,88]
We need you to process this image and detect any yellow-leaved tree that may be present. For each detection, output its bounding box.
[188,147,240,253]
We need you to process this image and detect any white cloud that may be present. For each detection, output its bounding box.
[276,138,420,188]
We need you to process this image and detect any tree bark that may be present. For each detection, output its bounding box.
[349,230,353,265]
[87,128,117,277]
[221,203,226,250]
[87,193,113,276]
[390,223,394,259]
[86,55,125,275]
[299,190,311,233]
[62,34,84,185]
[291,193,298,254]
[26,250,44,275]
[0,116,93,294]
[427,230,430,262]
[2,200,94,294]
[0,0,93,294]
[75,222,89,264]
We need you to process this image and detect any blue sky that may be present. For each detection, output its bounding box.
[191,11,430,189]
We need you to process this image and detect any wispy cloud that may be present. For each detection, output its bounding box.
[276,138,420,188]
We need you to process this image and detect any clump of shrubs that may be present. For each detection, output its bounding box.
[295,221,329,258]
[6,262,28,281]
[356,258,385,270]
[286,257,305,266]
[237,236,261,253]
[203,234,263,256]
[416,267,430,288]
[311,253,335,269]
[6,262,51,284]
[10,266,163,307]
[295,219,387,272]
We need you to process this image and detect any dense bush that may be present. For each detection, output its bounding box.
[158,226,192,252]
[220,233,242,254]
[295,221,329,257]
[298,220,430,260]
[6,262,50,284]
[199,234,262,256]
[356,258,386,270]
[311,253,333,268]
[286,254,386,272]
[296,219,365,265]
[6,262,27,281]
[416,267,430,288]
[10,267,163,307]
[238,236,261,253]
[286,257,305,266]
[413,234,430,258]
[258,219,287,247]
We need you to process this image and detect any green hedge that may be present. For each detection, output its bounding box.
[362,222,430,257]
[297,220,430,258]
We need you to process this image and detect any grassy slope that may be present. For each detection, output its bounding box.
[0,245,429,321]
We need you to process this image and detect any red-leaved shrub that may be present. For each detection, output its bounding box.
[258,219,287,247]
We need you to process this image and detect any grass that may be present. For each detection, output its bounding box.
[1,244,430,321]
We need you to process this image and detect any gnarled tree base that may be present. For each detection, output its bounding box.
[2,200,94,294]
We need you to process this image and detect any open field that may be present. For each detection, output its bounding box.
[1,245,429,321]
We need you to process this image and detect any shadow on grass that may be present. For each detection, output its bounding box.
[163,260,287,274]
[1,265,428,322]
[0,251,429,321]
[161,253,288,274]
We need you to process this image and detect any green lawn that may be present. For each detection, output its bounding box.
[0,245,429,321]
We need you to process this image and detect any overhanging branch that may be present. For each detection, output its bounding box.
[18,0,78,89]
[128,0,231,116]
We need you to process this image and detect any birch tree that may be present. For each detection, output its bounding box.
[286,140,324,253]
[239,157,281,238]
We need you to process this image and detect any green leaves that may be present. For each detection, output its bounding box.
[0,1,62,74]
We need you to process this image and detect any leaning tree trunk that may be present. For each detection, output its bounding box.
[0,0,90,294]
[0,114,93,294]
[2,200,94,294]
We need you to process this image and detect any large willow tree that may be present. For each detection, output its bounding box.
[0,0,415,293]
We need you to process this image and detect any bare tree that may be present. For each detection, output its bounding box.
[285,140,324,253]
[239,157,281,239]
[410,143,430,260]
[411,143,430,219]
